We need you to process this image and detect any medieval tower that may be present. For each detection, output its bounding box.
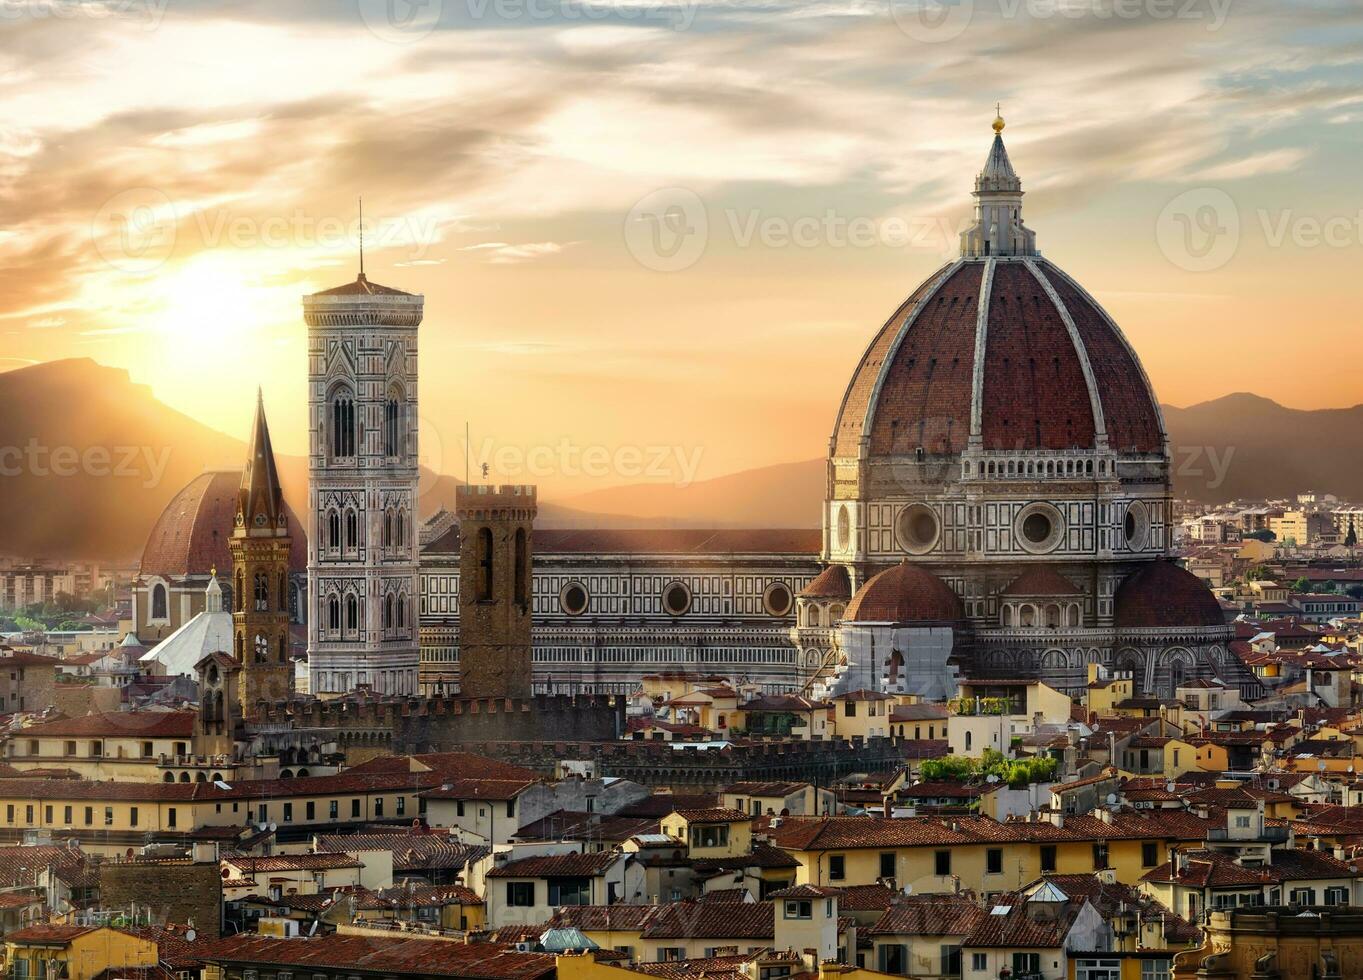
[230,391,295,718]
[455,484,536,698]
[303,272,424,697]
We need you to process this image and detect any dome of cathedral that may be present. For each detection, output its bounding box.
[844,561,964,624]
[1114,560,1226,630]
[831,127,1163,463]
[140,470,307,577]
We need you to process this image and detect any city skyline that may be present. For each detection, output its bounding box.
[3,1,1362,495]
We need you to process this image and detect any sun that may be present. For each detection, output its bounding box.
[146,252,293,343]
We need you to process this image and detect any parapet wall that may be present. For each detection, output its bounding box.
[253,693,623,752]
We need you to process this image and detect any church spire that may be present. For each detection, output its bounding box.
[960,109,1037,258]
[238,388,285,533]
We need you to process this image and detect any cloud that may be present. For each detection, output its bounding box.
[459,241,578,263]
[1189,148,1310,181]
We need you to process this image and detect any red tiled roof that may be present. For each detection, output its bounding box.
[225,853,363,874]
[670,808,752,823]
[640,901,774,940]
[310,274,414,297]
[486,851,622,878]
[845,561,963,624]
[419,778,537,801]
[196,934,554,979]
[869,896,986,936]
[999,567,1082,597]
[7,924,96,943]
[963,895,1086,949]
[314,832,487,871]
[20,710,195,739]
[722,782,809,798]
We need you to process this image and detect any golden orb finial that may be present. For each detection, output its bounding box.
[992,102,1005,134]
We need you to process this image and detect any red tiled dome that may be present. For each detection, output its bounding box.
[845,562,964,624]
[140,470,307,577]
[800,564,851,600]
[1000,567,1082,597]
[1114,561,1224,629]
[831,258,1163,458]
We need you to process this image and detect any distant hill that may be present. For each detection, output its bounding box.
[0,359,609,562]
[3,360,1357,560]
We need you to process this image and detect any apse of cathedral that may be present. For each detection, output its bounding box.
[139,117,1232,709]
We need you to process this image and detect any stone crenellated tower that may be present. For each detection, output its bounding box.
[230,390,295,719]
[455,484,536,698]
[303,272,424,698]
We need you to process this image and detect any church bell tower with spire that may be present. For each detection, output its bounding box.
[230,390,295,718]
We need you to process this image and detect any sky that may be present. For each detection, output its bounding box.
[2,0,1362,498]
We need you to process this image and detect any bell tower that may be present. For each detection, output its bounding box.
[455,484,536,699]
[230,390,295,719]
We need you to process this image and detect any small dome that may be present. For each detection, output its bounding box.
[800,565,851,600]
[845,562,964,624]
[1115,561,1224,629]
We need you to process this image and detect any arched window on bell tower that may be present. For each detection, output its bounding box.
[329,385,356,459]
[384,385,404,458]
[477,527,494,601]
[345,594,359,635]
[254,573,268,612]
[235,571,244,612]
[328,510,341,551]
[345,508,358,550]
[327,596,340,633]
[254,633,267,663]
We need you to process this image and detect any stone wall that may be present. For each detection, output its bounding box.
[100,860,222,937]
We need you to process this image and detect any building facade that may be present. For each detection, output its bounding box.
[303,273,424,697]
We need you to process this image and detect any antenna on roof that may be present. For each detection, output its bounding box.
[358,196,365,278]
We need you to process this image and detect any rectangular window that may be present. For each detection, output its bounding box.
[689,825,730,848]
[351,799,360,818]
[784,900,812,920]
[84,806,93,826]
[1234,815,1251,828]
[549,878,592,906]
[64,741,76,757]
[44,806,52,824]
[305,801,315,821]
[283,803,293,823]
[507,800,515,818]
[844,702,856,717]
[24,805,33,824]
[375,798,384,818]
[142,741,154,758]
[1077,960,1124,980]
[1040,845,1057,873]
[935,850,951,876]
[1012,953,1040,976]
[879,853,895,879]
[659,949,684,963]
[1093,842,1109,869]
[130,807,138,827]
[168,807,177,828]
[6,805,12,824]
[104,807,113,826]
[397,796,406,816]
[1142,842,1159,867]
[828,855,845,881]
[457,801,466,817]
[1140,961,1172,980]
[971,953,987,972]
[258,804,267,823]
[1326,886,1349,905]
[938,945,961,978]
[64,806,72,824]
[506,881,535,907]
[329,801,338,819]
[876,945,905,975]
[986,848,1002,875]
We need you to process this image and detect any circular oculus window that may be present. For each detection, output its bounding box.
[1124,501,1150,550]
[763,583,794,617]
[1015,502,1065,554]
[662,582,692,617]
[559,582,589,616]
[836,505,851,552]
[895,503,940,555]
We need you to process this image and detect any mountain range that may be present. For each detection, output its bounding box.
[0,359,1355,560]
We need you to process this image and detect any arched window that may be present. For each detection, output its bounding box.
[213,689,224,723]
[278,572,287,612]
[965,731,973,752]
[254,573,268,612]
[383,510,393,548]
[330,387,356,458]
[151,582,168,620]
[384,593,394,630]
[396,592,407,629]
[477,527,494,600]
[327,596,340,632]
[278,634,288,663]
[328,510,341,550]
[345,594,359,634]
[384,388,403,457]
[254,633,267,663]
[234,632,244,659]
[395,510,405,550]
[235,571,244,612]
[345,508,358,550]
[514,528,528,606]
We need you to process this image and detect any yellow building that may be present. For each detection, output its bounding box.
[4,924,159,980]
[659,808,753,860]
[4,711,200,782]
[720,782,835,818]
[828,691,896,740]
